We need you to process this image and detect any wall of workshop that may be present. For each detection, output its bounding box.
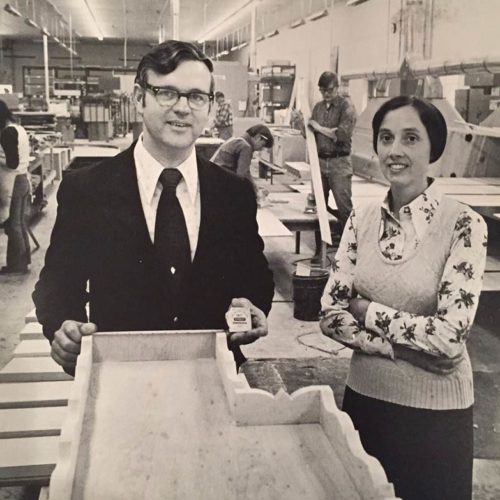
[224,0,499,115]
[4,39,151,93]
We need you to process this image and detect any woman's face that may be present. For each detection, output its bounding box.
[376,105,431,192]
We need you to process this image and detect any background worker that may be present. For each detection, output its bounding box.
[308,71,357,262]
[0,99,31,275]
[211,124,274,195]
[212,91,233,140]
[33,40,274,375]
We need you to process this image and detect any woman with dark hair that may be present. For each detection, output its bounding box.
[319,95,487,500]
[211,124,274,194]
[0,99,31,274]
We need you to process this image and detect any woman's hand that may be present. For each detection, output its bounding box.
[348,297,371,325]
[393,345,464,375]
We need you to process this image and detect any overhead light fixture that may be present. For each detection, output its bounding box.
[82,0,104,41]
[41,27,51,37]
[290,18,305,29]
[307,8,329,21]
[230,45,239,52]
[265,29,279,38]
[239,41,248,49]
[4,3,22,17]
[53,36,61,44]
[256,35,265,42]
[25,18,40,29]
[346,0,371,5]
[219,49,229,56]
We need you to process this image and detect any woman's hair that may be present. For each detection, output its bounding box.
[135,40,214,94]
[372,95,448,163]
[246,124,274,147]
[0,100,16,129]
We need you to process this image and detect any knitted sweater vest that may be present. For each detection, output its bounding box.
[348,197,474,410]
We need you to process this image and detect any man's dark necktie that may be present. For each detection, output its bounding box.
[154,169,191,319]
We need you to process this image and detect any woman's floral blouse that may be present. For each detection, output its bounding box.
[320,181,488,359]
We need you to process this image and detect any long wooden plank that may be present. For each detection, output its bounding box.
[449,194,500,207]
[0,358,72,383]
[0,381,72,409]
[13,340,51,358]
[482,272,500,292]
[0,436,58,486]
[19,322,44,341]
[0,407,66,438]
[25,307,38,323]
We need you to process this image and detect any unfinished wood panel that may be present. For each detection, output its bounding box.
[0,436,59,486]
[0,358,72,383]
[49,331,395,500]
[0,381,72,409]
[0,407,67,438]
[13,340,51,357]
[25,307,38,323]
[257,209,293,237]
[19,322,44,341]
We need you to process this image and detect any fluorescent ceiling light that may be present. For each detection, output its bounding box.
[4,3,22,17]
[53,36,61,44]
[290,18,305,29]
[217,49,229,57]
[265,29,279,38]
[256,35,265,41]
[82,0,104,41]
[25,18,40,29]
[41,27,51,37]
[307,8,329,21]
[346,0,371,5]
[230,45,239,52]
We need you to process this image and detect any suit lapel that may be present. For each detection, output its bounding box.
[109,143,153,248]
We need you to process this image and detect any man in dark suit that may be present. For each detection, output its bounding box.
[32,40,274,374]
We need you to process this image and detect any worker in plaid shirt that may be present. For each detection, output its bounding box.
[213,91,233,140]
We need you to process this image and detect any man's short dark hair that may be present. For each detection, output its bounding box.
[246,124,274,147]
[318,71,339,89]
[372,95,448,163]
[0,100,16,129]
[135,40,214,94]
[215,91,224,99]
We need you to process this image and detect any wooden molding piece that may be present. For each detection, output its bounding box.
[0,358,72,383]
[19,322,44,341]
[25,307,38,323]
[0,381,72,409]
[49,330,396,499]
[13,340,51,358]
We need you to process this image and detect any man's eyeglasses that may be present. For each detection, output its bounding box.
[142,83,213,110]
[319,87,336,95]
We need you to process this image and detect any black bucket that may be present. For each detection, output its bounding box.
[292,269,329,321]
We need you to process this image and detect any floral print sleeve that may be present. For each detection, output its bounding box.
[320,209,394,357]
[365,208,488,358]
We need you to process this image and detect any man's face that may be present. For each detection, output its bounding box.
[216,96,224,106]
[319,85,337,104]
[134,61,212,158]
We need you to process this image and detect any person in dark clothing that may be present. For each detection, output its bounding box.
[32,40,274,375]
[308,71,356,262]
[211,124,273,194]
[0,100,31,275]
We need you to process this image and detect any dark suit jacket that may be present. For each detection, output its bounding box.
[32,143,274,364]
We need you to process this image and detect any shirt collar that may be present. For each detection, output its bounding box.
[134,134,198,204]
[380,178,442,239]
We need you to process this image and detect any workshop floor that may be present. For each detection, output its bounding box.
[0,140,499,499]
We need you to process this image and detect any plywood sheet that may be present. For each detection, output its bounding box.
[0,407,66,438]
[257,209,293,237]
[0,358,72,383]
[19,322,44,341]
[13,340,51,357]
[0,381,72,409]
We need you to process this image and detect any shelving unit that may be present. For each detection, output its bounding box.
[260,64,295,123]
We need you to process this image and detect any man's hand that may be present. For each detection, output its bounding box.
[226,298,268,347]
[348,297,371,325]
[51,320,97,372]
[393,345,464,375]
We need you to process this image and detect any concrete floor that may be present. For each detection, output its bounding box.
[0,140,499,499]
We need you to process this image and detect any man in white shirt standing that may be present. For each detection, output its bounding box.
[33,40,274,374]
